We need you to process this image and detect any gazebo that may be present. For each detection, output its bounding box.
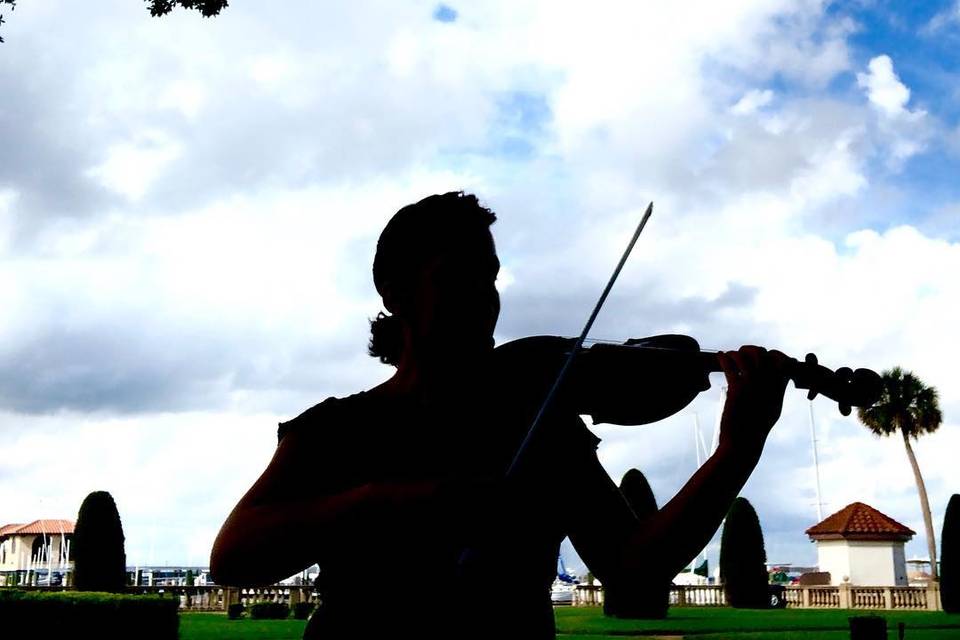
[805,502,914,586]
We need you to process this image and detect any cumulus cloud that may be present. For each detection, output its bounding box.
[857,55,920,121]
[857,55,932,164]
[1,1,956,571]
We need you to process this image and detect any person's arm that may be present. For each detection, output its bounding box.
[568,345,789,584]
[209,426,438,586]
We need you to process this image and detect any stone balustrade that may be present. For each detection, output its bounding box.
[573,583,942,611]
[3,582,942,612]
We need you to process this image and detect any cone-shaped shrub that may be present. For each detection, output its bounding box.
[720,497,768,608]
[73,491,127,592]
[942,494,959,613]
[603,468,670,619]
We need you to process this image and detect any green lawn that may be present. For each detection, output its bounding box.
[179,606,960,639]
[181,613,307,639]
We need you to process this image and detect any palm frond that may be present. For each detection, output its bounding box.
[857,367,942,440]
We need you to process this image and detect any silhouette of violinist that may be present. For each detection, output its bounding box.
[211,191,797,639]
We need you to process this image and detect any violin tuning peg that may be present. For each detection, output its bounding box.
[837,366,853,383]
[839,404,851,417]
[805,353,818,366]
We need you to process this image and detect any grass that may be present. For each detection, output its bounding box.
[556,606,960,637]
[179,606,960,639]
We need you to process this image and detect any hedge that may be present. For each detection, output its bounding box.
[0,590,178,640]
[942,493,959,614]
[603,468,670,619]
[720,497,769,609]
[73,490,127,592]
[249,600,290,619]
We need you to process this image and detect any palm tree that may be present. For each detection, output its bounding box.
[857,367,943,581]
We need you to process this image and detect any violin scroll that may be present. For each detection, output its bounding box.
[790,352,882,416]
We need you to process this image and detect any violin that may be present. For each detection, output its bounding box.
[492,333,883,426]
[493,202,882,478]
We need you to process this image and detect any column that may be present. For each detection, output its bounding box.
[926,583,940,611]
[838,583,851,609]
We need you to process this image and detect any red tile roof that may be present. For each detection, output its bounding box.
[806,502,915,542]
[0,520,75,536]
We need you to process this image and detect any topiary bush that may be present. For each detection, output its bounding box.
[249,600,290,619]
[73,491,127,593]
[293,601,316,620]
[942,493,959,613]
[227,603,245,619]
[720,497,769,608]
[603,468,670,619]
[0,590,178,640]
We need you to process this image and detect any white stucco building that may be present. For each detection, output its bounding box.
[805,502,914,587]
[0,519,75,583]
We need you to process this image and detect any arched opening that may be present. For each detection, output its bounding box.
[31,536,46,563]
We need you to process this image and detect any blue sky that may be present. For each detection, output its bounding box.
[0,1,958,579]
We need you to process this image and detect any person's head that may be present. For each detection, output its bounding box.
[369,192,499,367]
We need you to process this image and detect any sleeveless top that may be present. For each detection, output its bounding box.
[277,387,601,640]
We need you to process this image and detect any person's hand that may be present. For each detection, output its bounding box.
[716,345,791,460]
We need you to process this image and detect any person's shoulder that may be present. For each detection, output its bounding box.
[276,392,369,444]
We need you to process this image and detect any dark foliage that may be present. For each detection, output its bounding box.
[603,468,670,619]
[249,600,290,619]
[848,615,887,640]
[2,1,227,43]
[227,603,245,619]
[145,0,228,18]
[0,590,178,640]
[0,0,15,43]
[943,494,960,613]
[73,491,127,593]
[293,601,316,620]
[720,497,769,608]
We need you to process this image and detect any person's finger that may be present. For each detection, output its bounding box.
[738,345,767,378]
[717,351,739,387]
[766,349,792,389]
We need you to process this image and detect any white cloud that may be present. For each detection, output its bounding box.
[855,55,931,164]
[1,0,955,571]
[731,89,774,116]
[86,131,183,200]
[158,80,208,120]
[0,409,280,566]
[857,55,922,121]
[924,1,960,33]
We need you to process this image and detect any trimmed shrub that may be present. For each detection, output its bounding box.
[293,601,316,620]
[249,600,290,619]
[0,590,178,640]
[942,493,959,613]
[720,497,769,608]
[603,468,670,619]
[73,490,127,592]
[227,603,245,619]
[849,615,886,640]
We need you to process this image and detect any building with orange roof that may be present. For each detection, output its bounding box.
[0,519,74,584]
[805,502,914,586]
